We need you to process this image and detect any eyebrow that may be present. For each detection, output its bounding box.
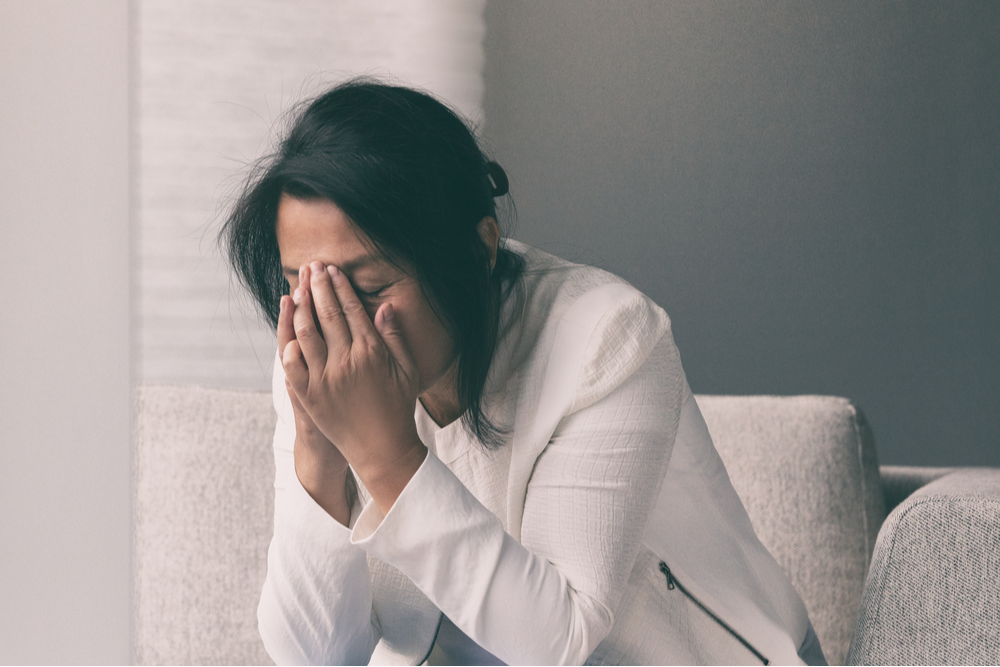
[281,254,381,277]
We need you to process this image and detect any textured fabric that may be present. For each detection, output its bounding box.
[696,395,886,666]
[846,469,1000,666]
[798,624,827,666]
[134,385,277,665]
[588,545,787,666]
[638,389,816,665]
[133,382,998,665]
[259,242,814,665]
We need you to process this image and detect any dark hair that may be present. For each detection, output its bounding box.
[220,78,523,449]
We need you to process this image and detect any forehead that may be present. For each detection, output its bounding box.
[275,194,374,268]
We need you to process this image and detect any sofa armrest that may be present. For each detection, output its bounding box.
[135,385,276,665]
[846,469,1000,665]
[879,464,956,514]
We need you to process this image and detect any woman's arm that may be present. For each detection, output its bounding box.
[274,260,683,663]
[259,258,430,666]
[257,351,380,666]
[282,262,427,518]
[351,333,684,665]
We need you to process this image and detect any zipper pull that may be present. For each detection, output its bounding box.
[658,561,676,590]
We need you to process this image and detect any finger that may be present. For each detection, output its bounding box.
[281,339,309,394]
[299,263,325,334]
[286,379,306,414]
[310,260,352,359]
[328,264,379,343]
[374,302,420,384]
[277,295,295,356]
[285,378,313,426]
[292,274,328,370]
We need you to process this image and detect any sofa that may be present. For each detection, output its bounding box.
[134,385,1000,665]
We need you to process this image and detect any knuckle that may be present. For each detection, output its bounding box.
[281,340,299,362]
[337,356,357,379]
[358,338,380,359]
[343,300,367,318]
[282,356,304,376]
[316,302,342,321]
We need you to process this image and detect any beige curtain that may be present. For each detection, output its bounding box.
[138,0,486,389]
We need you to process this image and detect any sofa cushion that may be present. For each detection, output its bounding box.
[846,469,1000,665]
[135,387,884,665]
[697,394,886,666]
[135,385,275,665]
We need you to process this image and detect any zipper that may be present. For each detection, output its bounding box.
[417,613,444,665]
[658,561,770,665]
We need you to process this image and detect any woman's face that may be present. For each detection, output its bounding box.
[275,194,459,403]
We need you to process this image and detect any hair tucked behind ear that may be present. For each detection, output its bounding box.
[220,78,523,449]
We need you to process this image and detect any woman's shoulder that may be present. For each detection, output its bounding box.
[500,240,678,412]
[505,239,632,306]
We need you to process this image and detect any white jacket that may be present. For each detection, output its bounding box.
[259,242,817,665]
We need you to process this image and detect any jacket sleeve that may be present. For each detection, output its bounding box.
[351,314,686,664]
[257,351,380,666]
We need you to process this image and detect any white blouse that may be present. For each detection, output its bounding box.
[258,241,817,666]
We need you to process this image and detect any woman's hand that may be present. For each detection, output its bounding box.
[281,261,427,515]
[278,291,355,525]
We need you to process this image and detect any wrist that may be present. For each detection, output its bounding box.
[352,433,427,516]
[294,446,353,526]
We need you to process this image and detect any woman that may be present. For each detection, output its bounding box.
[222,79,826,666]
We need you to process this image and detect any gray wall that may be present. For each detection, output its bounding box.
[0,0,132,662]
[483,0,999,467]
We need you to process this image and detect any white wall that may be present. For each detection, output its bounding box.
[0,0,132,663]
[0,2,488,661]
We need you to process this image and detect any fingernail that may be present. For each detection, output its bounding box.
[328,264,340,278]
[383,303,394,322]
[292,288,302,305]
[311,260,323,275]
[279,297,286,312]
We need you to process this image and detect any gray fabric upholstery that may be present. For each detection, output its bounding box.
[846,469,1000,666]
[133,385,996,666]
[879,465,956,514]
[135,385,276,665]
[697,395,886,667]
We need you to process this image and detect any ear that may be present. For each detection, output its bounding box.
[477,216,500,273]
